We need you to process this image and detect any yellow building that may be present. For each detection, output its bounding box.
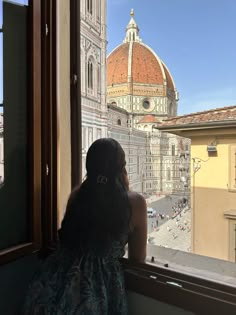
[157,105,236,262]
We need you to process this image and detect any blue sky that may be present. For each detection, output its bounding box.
[107,0,236,115]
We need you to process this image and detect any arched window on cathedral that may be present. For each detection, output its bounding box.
[117,119,121,126]
[111,101,117,106]
[133,32,135,41]
[87,59,93,91]
[97,66,100,93]
[87,0,93,15]
[167,167,171,181]
[97,0,100,20]
[171,144,175,156]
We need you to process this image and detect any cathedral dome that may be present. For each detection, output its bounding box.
[107,9,175,92]
[107,42,174,91]
[107,9,178,120]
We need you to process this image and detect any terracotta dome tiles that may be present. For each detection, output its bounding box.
[107,42,175,91]
[132,43,164,85]
[107,43,129,86]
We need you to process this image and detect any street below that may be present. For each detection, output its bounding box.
[147,195,183,233]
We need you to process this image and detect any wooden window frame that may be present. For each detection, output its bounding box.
[70,0,82,188]
[122,258,236,313]
[0,0,42,265]
[0,0,58,265]
[229,220,236,262]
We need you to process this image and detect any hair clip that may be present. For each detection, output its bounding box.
[97,175,108,184]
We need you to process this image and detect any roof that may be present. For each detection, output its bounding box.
[156,105,236,131]
[138,115,160,123]
[107,42,169,86]
[107,43,129,85]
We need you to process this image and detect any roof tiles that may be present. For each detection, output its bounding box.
[159,105,236,127]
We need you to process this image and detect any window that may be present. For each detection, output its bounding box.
[75,2,236,313]
[230,220,236,262]
[88,127,93,148]
[167,167,171,181]
[97,0,100,21]
[0,0,49,264]
[143,99,150,110]
[171,144,175,156]
[97,66,100,93]
[117,119,121,126]
[229,145,236,190]
[87,58,93,91]
[0,0,30,251]
[87,0,92,15]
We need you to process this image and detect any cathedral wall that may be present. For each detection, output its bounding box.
[80,0,108,178]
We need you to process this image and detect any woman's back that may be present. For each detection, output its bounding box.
[22,138,147,315]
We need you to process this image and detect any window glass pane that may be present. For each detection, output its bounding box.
[0,0,29,250]
[105,3,236,271]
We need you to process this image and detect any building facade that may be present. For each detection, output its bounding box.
[80,4,190,196]
[80,0,108,176]
[157,105,236,261]
[107,10,190,196]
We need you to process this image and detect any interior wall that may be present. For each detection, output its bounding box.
[0,255,39,314]
[57,0,71,225]
[128,292,194,315]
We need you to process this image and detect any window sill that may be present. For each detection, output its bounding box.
[0,242,39,266]
[146,245,236,286]
[122,257,236,314]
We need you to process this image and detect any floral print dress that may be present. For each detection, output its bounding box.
[22,241,128,315]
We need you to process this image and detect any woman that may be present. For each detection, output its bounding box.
[23,138,147,314]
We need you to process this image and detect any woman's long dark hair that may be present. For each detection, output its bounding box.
[59,138,131,251]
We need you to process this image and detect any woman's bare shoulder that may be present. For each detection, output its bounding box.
[128,191,147,213]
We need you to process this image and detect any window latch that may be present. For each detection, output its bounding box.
[166,281,183,288]
[45,24,49,36]
[46,164,49,176]
[72,74,78,85]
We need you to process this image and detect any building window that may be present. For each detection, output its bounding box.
[97,128,102,140]
[229,145,236,190]
[117,119,121,126]
[88,127,93,147]
[224,212,236,262]
[87,58,93,91]
[97,66,100,93]
[172,144,175,156]
[143,99,150,110]
[167,167,171,181]
[87,0,92,15]
[97,0,100,20]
